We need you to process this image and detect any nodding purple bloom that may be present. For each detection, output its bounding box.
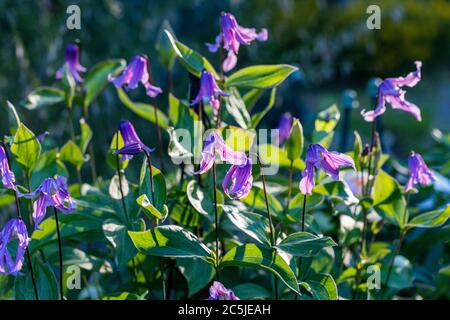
[404,151,435,192]
[109,55,162,98]
[208,281,239,300]
[300,144,355,195]
[196,131,247,175]
[0,145,16,191]
[0,218,29,275]
[191,70,228,113]
[206,12,268,72]
[361,61,422,122]
[223,157,253,199]
[275,113,293,146]
[21,176,76,228]
[56,43,86,83]
[114,120,155,162]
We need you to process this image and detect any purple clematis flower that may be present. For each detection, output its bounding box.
[21,176,76,228]
[223,157,253,199]
[206,12,268,72]
[196,131,247,175]
[361,61,422,122]
[56,43,86,83]
[404,151,435,192]
[114,120,155,162]
[0,145,16,190]
[191,70,228,113]
[109,55,162,98]
[0,218,30,275]
[275,113,293,146]
[300,144,355,195]
[208,281,239,300]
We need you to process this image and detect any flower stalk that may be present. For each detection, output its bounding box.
[53,207,64,300]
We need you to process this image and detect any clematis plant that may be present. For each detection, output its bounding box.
[361,61,422,122]
[114,120,155,161]
[208,281,239,300]
[404,151,435,192]
[222,157,253,200]
[207,12,268,72]
[56,43,86,82]
[191,69,228,115]
[0,218,29,275]
[0,145,16,190]
[275,113,293,146]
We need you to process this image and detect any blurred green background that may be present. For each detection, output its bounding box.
[1,0,449,178]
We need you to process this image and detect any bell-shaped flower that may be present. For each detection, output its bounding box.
[21,176,76,228]
[300,144,355,195]
[223,157,253,199]
[191,70,228,113]
[114,120,155,162]
[404,151,435,192]
[206,12,268,72]
[56,43,86,83]
[0,218,30,275]
[0,145,16,190]
[208,281,239,300]
[361,61,422,122]
[196,131,247,175]
[275,113,293,146]
[109,55,162,98]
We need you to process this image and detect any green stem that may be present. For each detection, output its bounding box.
[298,194,307,279]
[383,230,406,289]
[212,161,220,281]
[286,161,293,214]
[53,207,64,300]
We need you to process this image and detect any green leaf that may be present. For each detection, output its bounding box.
[224,87,252,129]
[222,204,271,246]
[243,89,264,112]
[220,243,299,293]
[15,256,59,300]
[156,20,177,70]
[225,65,298,89]
[232,283,272,300]
[251,88,276,128]
[220,126,255,152]
[186,180,224,219]
[136,194,168,221]
[23,87,64,110]
[285,118,304,161]
[406,205,450,229]
[103,219,137,268]
[107,131,129,171]
[139,160,167,211]
[312,104,340,148]
[11,123,41,172]
[164,30,218,79]
[241,186,284,219]
[372,170,407,227]
[128,225,214,263]
[62,66,76,108]
[353,131,363,171]
[6,100,21,135]
[258,143,305,172]
[59,140,85,169]
[178,258,215,297]
[102,292,146,300]
[117,88,169,129]
[300,273,338,300]
[84,59,125,108]
[287,193,324,221]
[78,118,92,153]
[276,232,337,257]
[168,93,199,129]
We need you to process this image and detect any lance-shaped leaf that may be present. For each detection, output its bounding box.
[225,65,298,89]
[353,131,363,171]
[312,104,340,148]
[23,87,64,110]
[6,100,21,135]
[78,118,92,153]
[136,194,168,221]
[223,87,252,129]
[62,66,76,109]
[156,20,177,70]
[117,88,169,129]
[84,59,125,108]
[300,273,338,300]
[276,232,337,257]
[220,243,299,294]
[139,161,167,212]
[164,30,218,79]
[128,225,214,263]
[251,88,276,128]
[405,205,450,230]
[243,89,264,112]
[11,123,41,172]
[285,118,304,161]
[59,140,85,169]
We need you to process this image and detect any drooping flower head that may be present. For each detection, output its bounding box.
[114,120,155,162]
[361,61,422,122]
[275,113,293,146]
[196,131,247,175]
[0,218,29,275]
[223,157,253,199]
[404,151,435,192]
[208,281,239,300]
[21,176,76,228]
[56,43,86,83]
[300,144,355,195]
[206,12,268,72]
[191,70,228,114]
[109,55,163,98]
[0,145,16,190]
